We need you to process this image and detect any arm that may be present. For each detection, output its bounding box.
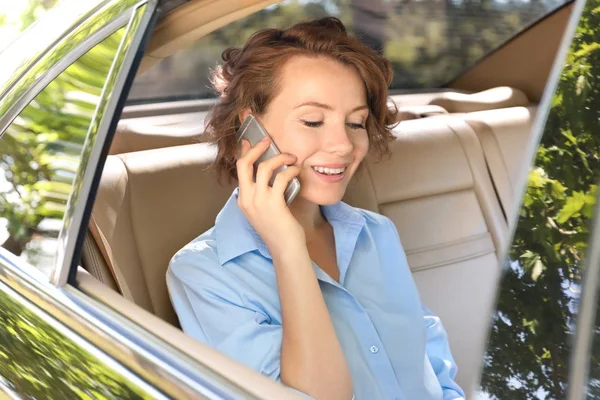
[168,255,316,399]
[423,306,466,400]
[234,136,353,400]
[272,245,353,400]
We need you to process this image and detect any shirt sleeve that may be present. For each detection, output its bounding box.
[167,249,314,399]
[423,306,466,400]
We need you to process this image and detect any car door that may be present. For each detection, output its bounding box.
[475,0,600,398]
[0,0,168,397]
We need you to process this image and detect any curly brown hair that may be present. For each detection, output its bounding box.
[206,17,398,181]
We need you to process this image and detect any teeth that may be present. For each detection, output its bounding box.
[312,166,346,175]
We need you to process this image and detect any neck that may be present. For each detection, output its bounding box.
[288,196,326,236]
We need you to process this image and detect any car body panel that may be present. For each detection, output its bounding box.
[0,276,164,399]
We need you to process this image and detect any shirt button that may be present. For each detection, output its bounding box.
[370,345,379,354]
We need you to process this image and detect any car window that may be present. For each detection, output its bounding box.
[128,0,570,104]
[476,0,599,397]
[0,28,125,278]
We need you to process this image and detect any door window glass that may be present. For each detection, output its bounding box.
[0,28,125,278]
[128,0,570,103]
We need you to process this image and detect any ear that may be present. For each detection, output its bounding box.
[238,108,252,124]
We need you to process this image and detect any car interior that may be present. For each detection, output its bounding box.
[73,0,574,397]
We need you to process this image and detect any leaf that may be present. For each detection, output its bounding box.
[551,180,567,200]
[556,191,587,224]
[529,168,548,188]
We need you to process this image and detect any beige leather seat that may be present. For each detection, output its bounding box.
[88,111,515,395]
[463,106,538,226]
[91,144,236,325]
[109,113,206,154]
[429,86,529,113]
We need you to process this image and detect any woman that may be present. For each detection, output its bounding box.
[167,17,465,400]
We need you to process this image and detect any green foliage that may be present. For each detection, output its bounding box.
[480,0,600,398]
[0,28,123,265]
[0,287,151,399]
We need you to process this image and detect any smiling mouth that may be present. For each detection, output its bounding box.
[311,166,347,175]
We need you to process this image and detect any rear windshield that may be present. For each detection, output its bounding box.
[128,0,570,104]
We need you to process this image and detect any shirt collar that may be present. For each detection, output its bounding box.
[215,187,366,269]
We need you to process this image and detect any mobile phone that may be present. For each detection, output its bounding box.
[236,115,301,205]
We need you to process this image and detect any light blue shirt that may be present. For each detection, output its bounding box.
[167,188,465,400]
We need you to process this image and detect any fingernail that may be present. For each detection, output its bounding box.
[260,136,270,142]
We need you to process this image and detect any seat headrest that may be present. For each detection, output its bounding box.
[429,86,529,113]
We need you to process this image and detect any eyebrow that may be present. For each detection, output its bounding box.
[294,101,369,113]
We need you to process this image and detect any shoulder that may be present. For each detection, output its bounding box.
[351,206,406,253]
[354,207,397,233]
[167,227,228,290]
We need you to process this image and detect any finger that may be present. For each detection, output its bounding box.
[272,165,301,195]
[236,140,255,195]
[239,139,251,157]
[239,136,271,166]
[255,153,297,192]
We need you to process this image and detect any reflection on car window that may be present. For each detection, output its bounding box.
[129,0,569,103]
[0,1,59,52]
[0,28,124,277]
[0,284,157,399]
[477,0,599,398]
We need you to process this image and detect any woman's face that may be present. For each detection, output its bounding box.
[254,55,370,206]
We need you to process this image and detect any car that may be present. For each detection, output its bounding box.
[0,0,598,398]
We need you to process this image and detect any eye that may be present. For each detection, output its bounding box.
[346,122,366,130]
[301,120,323,128]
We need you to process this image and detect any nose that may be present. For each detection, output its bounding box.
[324,123,353,156]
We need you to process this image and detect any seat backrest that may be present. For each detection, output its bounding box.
[462,106,538,226]
[91,115,508,394]
[92,144,236,325]
[428,86,529,113]
[109,113,206,154]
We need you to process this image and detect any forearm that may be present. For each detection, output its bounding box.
[271,246,353,400]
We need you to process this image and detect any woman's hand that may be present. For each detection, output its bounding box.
[236,136,304,256]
